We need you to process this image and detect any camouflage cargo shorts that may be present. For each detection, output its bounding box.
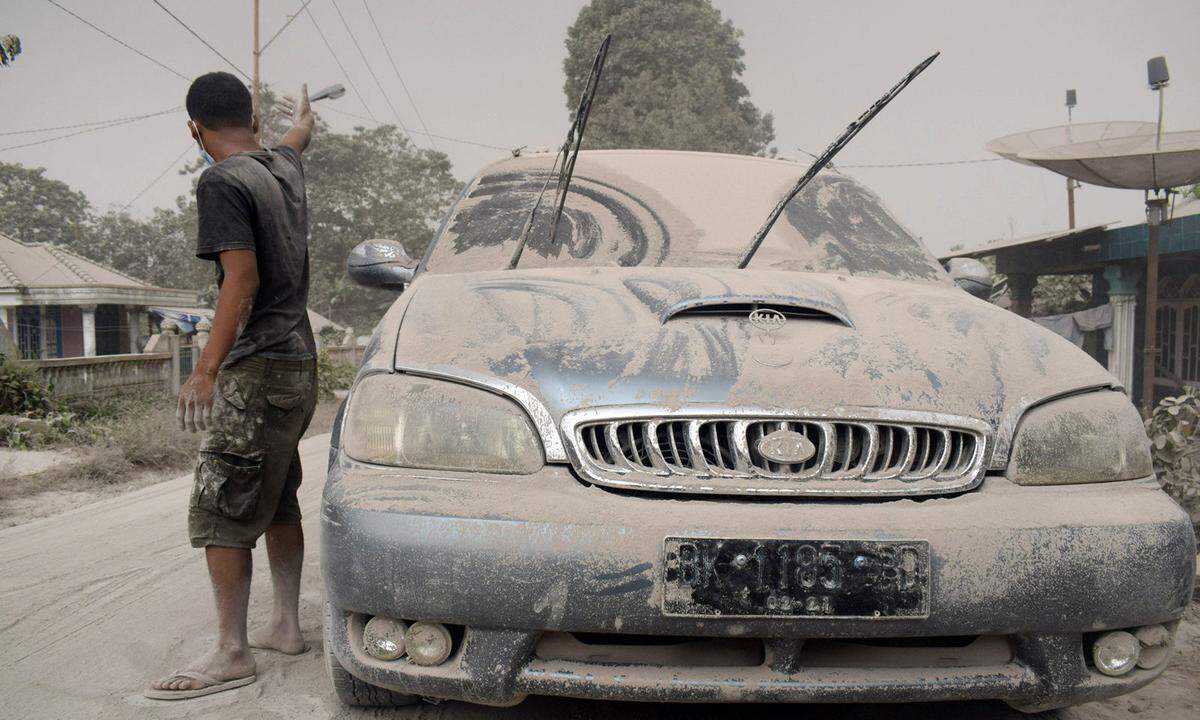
[188,355,318,549]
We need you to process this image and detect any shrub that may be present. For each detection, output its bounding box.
[1146,390,1200,531]
[0,353,54,416]
[317,348,356,400]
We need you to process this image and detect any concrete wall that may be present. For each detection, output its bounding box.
[324,344,364,367]
[26,352,173,399]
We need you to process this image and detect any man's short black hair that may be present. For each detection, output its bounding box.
[186,72,253,129]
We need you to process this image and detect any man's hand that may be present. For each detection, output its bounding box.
[276,83,311,126]
[278,84,314,154]
[178,369,217,433]
[181,249,258,433]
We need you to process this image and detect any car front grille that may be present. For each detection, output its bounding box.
[563,407,990,497]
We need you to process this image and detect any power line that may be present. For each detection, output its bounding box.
[0,109,183,153]
[150,0,250,80]
[260,0,316,53]
[44,0,189,81]
[321,106,512,151]
[121,142,194,211]
[0,107,182,136]
[362,0,437,150]
[328,0,410,136]
[302,0,378,122]
[797,147,1003,169]
[842,157,1004,169]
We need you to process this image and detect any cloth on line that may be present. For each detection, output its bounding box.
[1031,303,1114,347]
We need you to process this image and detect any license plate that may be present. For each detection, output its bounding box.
[662,538,929,618]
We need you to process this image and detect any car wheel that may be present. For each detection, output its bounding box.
[324,604,418,707]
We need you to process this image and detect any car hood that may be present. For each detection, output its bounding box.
[391,267,1117,463]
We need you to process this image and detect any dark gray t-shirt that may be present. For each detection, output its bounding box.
[196,145,315,365]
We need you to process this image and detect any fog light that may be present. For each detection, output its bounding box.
[363,616,408,661]
[404,622,453,666]
[1134,624,1172,669]
[1093,631,1140,676]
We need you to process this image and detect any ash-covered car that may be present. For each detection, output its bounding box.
[320,148,1195,712]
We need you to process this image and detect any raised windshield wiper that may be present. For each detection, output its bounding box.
[735,52,939,270]
[508,34,612,270]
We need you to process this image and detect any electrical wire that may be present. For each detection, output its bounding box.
[361,0,437,150]
[0,107,182,136]
[120,142,195,211]
[150,0,250,80]
[842,157,1004,169]
[328,0,410,136]
[260,0,316,53]
[302,0,379,122]
[44,0,190,80]
[797,147,1003,169]
[0,108,183,153]
[320,106,511,151]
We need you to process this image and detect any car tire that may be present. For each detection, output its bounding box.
[324,604,418,708]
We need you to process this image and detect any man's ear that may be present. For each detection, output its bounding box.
[251,114,260,136]
[187,120,201,142]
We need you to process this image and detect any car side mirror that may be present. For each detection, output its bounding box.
[945,257,994,300]
[347,239,417,291]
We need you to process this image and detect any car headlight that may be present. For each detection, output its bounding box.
[343,373,544,473]
[1008,391,1152,485]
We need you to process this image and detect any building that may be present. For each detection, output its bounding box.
[942,193,1200,406]
[0,232,197,359]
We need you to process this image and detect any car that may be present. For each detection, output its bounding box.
[320,148,1196,712]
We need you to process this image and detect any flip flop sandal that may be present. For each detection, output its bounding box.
[143,671,256,701]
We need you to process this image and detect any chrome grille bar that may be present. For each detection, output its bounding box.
[562,406,991,498]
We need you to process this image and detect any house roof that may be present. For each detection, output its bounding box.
[938,222,1113,261]
[0,232,197,306]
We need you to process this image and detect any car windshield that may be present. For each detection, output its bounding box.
[423,150,947,283]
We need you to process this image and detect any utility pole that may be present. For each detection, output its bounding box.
[1065,89,1077,229]
[1143,195,1167,412]
[252,0,261,142]
[1141,58,1170,412]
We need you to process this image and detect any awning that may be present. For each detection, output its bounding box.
[939,222,1112,261]
[149,307,208,335]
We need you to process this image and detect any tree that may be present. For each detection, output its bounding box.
[0,162,91,246]
[88,200,211,291]
[563,0,774,155]
[303,124,458,326]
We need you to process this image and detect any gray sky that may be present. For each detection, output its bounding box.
[3,0,1198,256]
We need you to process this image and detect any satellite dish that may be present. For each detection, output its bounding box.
[985,121,1157,167]
[1017,130,1200,190]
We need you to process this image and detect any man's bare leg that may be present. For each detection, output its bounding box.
[249,524,306,654]
[152,547,256,691]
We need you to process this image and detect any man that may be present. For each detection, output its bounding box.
[147,72,317,700]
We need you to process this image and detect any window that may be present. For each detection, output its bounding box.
[16,306,41,360]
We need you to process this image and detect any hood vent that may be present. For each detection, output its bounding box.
[665,301,850,327]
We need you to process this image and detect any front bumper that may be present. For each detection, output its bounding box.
[321,460,1195,711]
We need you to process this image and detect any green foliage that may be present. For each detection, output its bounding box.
[564,0,774,155]
[1032,274,1092,316]
[87,200,211,291]
[318,324,347,346]
[0,34,20,67]
[1146,390,1200,530]
[0,162,90,246]
[303,124,458,325]
[0,354,54,416]
[317,348,356,400]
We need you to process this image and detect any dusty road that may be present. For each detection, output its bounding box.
[1,433,1196,719]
